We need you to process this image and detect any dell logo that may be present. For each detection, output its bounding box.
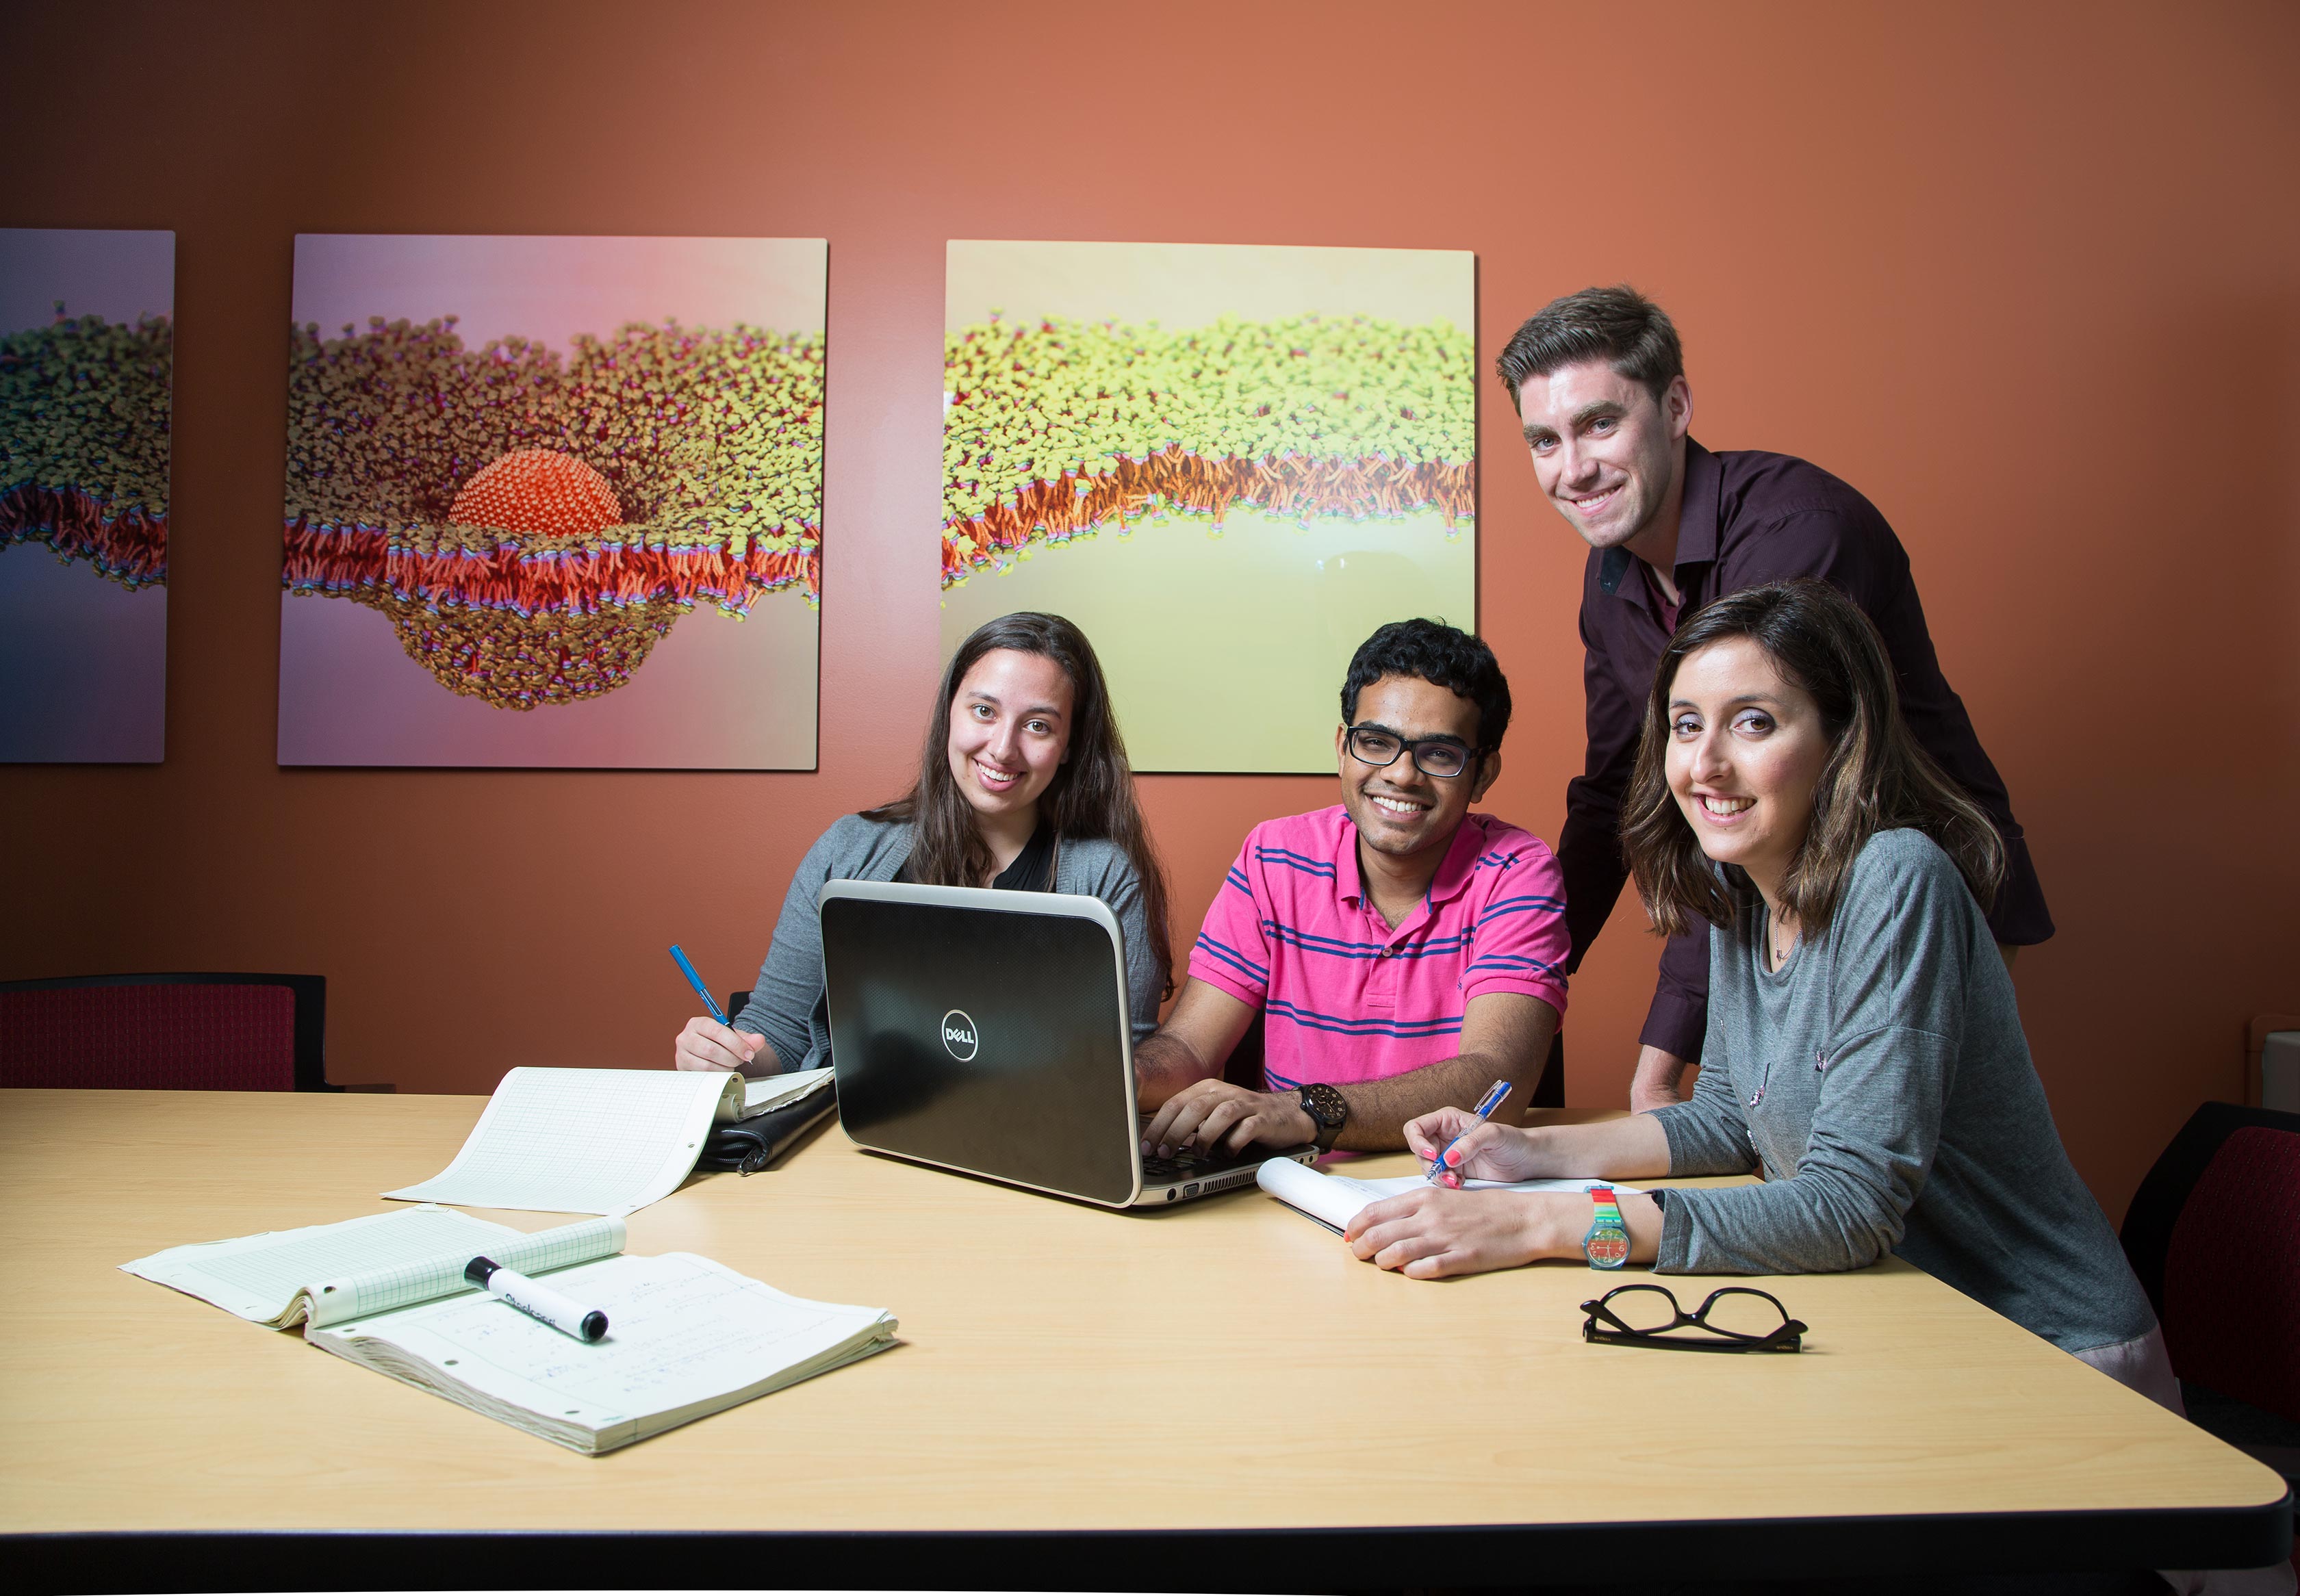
[941,1009,979,1061]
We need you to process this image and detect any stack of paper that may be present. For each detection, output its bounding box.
[743,1066,832,1116]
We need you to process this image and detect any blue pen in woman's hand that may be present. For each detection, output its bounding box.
[669,944,761,1074]
[1427,1078,1513,1186]
[668,944,729,1025]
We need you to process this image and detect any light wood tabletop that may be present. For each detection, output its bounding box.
[1,1088,2288,1588]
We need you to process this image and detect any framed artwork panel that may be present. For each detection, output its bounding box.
[940,240,1476,773]
[278,234,825,770]
[1,228,173,764]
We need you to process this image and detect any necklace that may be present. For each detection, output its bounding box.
[1769,910,1798,970]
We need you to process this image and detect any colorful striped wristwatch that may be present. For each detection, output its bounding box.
[1583,1185,1631,1270]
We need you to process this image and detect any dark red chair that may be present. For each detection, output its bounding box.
[2121,1101,2300,1570]
[0,973,331,1092]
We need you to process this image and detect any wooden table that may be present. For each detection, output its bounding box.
[2,1089,2288,1591]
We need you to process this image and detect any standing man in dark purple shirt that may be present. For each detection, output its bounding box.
[1498,285,2052,1112]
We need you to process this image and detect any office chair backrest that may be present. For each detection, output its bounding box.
[0,973,329,1092]
[2121,1101,2300,1424]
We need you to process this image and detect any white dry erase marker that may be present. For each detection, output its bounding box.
[463,1256,609,1343]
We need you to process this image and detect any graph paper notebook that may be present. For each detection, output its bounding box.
[124,1212,896,1454]
[307,1251,899,1455]
[384,1066,793,1215]
[120,1206,625,1329]
[1254,1158,1643,1234]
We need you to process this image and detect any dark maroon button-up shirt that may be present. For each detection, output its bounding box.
[1558,439,2054,1062]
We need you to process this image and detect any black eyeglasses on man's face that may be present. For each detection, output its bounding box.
[1344,725,1481,780]
[1581,1284,1806,1352]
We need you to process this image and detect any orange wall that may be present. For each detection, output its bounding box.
[3,0,2294,1222]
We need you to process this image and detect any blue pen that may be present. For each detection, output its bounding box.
[1426,1078,1513,1185]
[668,944,728,1025]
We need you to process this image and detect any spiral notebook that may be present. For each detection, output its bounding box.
[123,1207,897,1454]
[307,1250,897,1454]
[120,1205,619,1328]
[381,1065,832,1215]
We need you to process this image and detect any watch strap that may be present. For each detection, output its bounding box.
[1296,1083,1347,1153]
[1583,1184,1631,1270]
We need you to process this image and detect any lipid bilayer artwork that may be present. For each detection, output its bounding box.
[1,229,173,763]
[941,240,1475,773]
[278,235,824,768]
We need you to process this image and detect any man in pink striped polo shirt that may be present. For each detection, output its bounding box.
[1138,619,1569,1159]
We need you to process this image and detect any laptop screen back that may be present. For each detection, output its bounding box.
[819,881,1140,1207]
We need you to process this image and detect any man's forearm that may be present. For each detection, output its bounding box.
[1629,1046,1691,1113]
[1133,1031,1218,1109]
[1336,1051,1542,1152]
[1639,930,1709,1063]
[1555,799,1630,974]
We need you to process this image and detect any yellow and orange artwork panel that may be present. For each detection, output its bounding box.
[941,240,1475,773]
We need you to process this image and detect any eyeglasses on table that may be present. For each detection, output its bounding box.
[1581,1283,1807,1353]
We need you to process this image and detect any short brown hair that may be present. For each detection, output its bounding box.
[1620,579,2005,939]
[1494,284,1683,411]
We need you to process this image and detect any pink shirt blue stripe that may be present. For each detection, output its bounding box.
[1188,806,1570,1089]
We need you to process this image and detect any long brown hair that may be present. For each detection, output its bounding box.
[863,612,1174,994]
[1620,579,2005,938]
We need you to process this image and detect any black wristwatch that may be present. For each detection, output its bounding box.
[1296,1082,1349,1153]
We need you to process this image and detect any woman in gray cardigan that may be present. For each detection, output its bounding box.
[1344,581,2164,1379]
[673,612,1171,1077]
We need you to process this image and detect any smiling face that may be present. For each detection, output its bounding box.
[945,647,1074,824]
[1517,359,1691,554]
[1336,674,1498,867]
[1663,636,1833,906]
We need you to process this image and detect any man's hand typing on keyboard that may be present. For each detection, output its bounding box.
[1142,1079,1318,1160]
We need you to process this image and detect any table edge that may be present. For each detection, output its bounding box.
[12,1490,2292,1593]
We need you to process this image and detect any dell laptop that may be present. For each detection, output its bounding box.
[817,878,1315,1208]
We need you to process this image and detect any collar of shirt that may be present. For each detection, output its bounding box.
[1597,437,1723,612]
[1333,810,1487,939]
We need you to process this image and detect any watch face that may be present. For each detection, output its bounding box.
[1585,1226,1631,1269]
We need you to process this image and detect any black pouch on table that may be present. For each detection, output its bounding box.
[697,1090,839,1175]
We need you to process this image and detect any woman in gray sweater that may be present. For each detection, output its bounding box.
[673,612,1171,1077]
[1344,580,2161,1376]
